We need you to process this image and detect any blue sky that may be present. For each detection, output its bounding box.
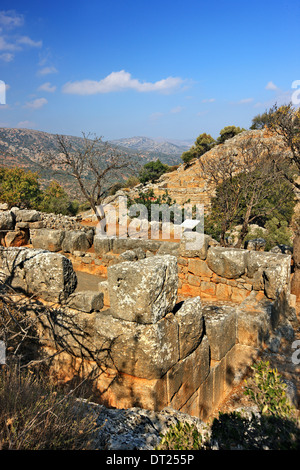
[0,0,299,142]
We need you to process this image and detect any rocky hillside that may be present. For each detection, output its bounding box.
[110,136,190,162]
[132,128,292,209]
[0,128,183,199]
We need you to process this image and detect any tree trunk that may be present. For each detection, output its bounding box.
[291,231,300,298]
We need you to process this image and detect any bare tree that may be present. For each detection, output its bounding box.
[266,102,300,297]
[42,133,135,221]
[197,133,289,247]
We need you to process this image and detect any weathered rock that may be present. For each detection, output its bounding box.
[246,238,266,251]
[270,244,293,255]
[112,238,162,254]
[4,229,29,247]
[0,247,77,302]
[0,211,15,230]
[62,230,90,254]
[174,296,204,359]
[202,303,237,360]
[95,310,179,379]
[107,255,178,324]
[236,293,273,347]
[32,229,65,252]
[157,241,179,257]
[94,406,207,450]
[245,251,291,299]
[93,235,115,256]
[98,280,109,305]
[206,246,246,279]
[179,233,213,260]
[0,203,9,211]
[15,209,41,223]
[67,291,104,313]
[167,336,210,411]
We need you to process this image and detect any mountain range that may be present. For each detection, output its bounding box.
[0,127,189,199]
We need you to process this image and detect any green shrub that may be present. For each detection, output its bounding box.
[244,361,296,419]
[155,421,204,450]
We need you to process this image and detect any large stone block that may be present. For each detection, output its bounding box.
[93,235,115,256]
[62,230,90,254]
[167,335,210,410]
[0,247,77,302]
[32,229,65,252]
[206,247,246,279]
[174,296,204,359]
[95,310,179,379]
[245,251,291,299]
[179,233,213,260]
[0,211,15,230]
[107,255,178,324]
[202,303,237,360]
[112,238,162,254]
[236,294,273,347]
[66,291,104,313]
[15,209,41,223]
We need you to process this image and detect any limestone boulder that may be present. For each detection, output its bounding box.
[202,303,237,360]
[107,255,178,324]
[32,229,65,252]
[66,291,104,313]
[62,230,91,254]
[206,247,246,279]
[245,251,291,299]
[174,296,204,359]
[95,310,179,379]
[93,235,115,256]
[0,247,77,302]
[0,211,15,230]
[15,209,41,223]
[179,233,214,260]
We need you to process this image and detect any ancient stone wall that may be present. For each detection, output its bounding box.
[0,230,295,421]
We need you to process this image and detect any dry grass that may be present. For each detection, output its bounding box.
[0,365,97,450]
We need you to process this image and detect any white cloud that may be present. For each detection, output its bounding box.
[17,36,42,48]
[38,66,58,76]
[202,98,215,103]
[17,120,36,128]
[24,97,48,109]
[265,81,278,91]
[0,36,20,51]
[38,82,56,93]
[62,70,184,95]
[170,106,184,114]
[238,97,254,104]
[0,10,24,29]
[0,52,13,62]
[149,112,165,121]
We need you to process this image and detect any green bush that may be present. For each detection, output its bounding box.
[155,421,204,450]
[139,160,169,184]
[244,361,297,419]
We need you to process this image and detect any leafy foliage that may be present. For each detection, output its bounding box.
[155,421,204,450]
[244,361,297,420]
[138,160,169,184]
[216,125,245,144]
[250,111,272,130]
[127,189,179,222]
[39,180,79,216]
[0,167,41,209]
[181,133,215,164]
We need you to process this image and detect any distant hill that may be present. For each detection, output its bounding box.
[0,128,183,200]
[110,136,190,161]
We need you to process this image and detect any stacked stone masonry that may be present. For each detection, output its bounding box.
[0,217,295,421]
